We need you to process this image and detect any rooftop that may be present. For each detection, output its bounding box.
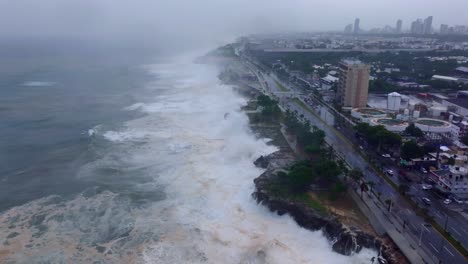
[342,59,364,65]
[456,66,468,73]
[446,98,468,109]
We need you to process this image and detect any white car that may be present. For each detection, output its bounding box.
[382,154,391,158]
[386,170,394,176]
[443,199,452,205]
[422,184,432,190]
[452,196,464,204]
[422,197,431,205]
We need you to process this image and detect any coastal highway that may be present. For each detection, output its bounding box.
[246,61,467,264]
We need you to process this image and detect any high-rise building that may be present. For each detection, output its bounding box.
[336,59,370,108]
[440,24,449,34]
[423,16,433,34]
[344,24,353,34]
[396,19,403,33]
[354,18,360,34]
[411,19,424,34]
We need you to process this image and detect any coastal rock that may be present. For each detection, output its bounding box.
[253,155,269,169]
[252,151,399,263]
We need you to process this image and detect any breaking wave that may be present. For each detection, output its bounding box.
[0,61,377,263]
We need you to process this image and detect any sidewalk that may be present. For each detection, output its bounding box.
[351,188,436,264]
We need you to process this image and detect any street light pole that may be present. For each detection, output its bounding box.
[443,214,448,232]
[419,225,424,246]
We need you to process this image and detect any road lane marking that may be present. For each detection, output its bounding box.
[450,226,462,236]
[406,209,412,214]
[423,225,430,232]
[429,242,439,253]
[462,228,468,235]
[444,246,455,257]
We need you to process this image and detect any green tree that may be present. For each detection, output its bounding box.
[404,123,424,137]
[447,157,456,165]
[349,168,364,183]
[360,182,369,198]
[367,181,375,194]
[355,123,401,150]
[461,135,468,146]
[313,159,342,185]
[398,184,410,195]
[285,161,315,193]
[401,140,423,160]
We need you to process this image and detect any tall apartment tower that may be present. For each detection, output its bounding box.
[440,24,449,34]
[336,59,370,108]
[354,18,360,34]
[423,16,433,34]
[396,19,403,33]
[411,19,424,34]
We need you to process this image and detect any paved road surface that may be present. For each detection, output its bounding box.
[248,65,467,264]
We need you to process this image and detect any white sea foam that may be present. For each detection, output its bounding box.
[128,62,378,263]
[22,81,56,87]
[0,60,378,263]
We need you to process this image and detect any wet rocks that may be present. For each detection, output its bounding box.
[252,151,398,263]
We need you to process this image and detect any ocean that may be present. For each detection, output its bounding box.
[0,44,376,263]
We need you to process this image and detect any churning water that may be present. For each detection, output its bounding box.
[0,58,376,263]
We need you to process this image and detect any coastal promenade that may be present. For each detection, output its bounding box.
[242,56,466,264]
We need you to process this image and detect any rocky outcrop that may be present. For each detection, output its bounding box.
[252,151,397,263]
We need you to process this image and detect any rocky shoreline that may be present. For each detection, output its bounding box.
[251,152,397,262]
[211,55,404,263]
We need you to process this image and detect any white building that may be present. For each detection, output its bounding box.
[431,166,468,199]
[387,92,402,111]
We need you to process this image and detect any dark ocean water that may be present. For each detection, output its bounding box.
[0,40,376,264]
[0,44,154,211]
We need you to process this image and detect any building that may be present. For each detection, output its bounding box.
[442,98,468,116]
[354,18,360,34]
[336,59,370,108]
[387,92,402,111]
[411,19,424,34]
[455,66,468,77]
[396,19,403,33]
[440,24,449,34]
[430,167,468,199]
[423,16,433,34]
[415,118,460,140]
[344,24,353,34]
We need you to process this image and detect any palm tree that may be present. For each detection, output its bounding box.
[367,181,375,194]
[385,199,393,212]
[360,182,369,198]
[349,168,364,184]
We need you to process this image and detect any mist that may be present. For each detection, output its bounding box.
[1,0,468,53]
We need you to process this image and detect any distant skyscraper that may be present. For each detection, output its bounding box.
[336,59,370,108]
[411,19,424,34]
[396,19,403,33]
[344,24,353,34]
[423,16,433,34]
[440,24,449,34]
[354,18,360,34]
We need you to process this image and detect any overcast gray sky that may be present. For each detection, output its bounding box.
[0,0,467,45]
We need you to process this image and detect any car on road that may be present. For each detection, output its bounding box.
[381,154,391,158]
[420,167,428,173]
[422,197,431,205]
[451,196,464,204]
[422,184,432,190]
[386,170,394,176]
[443,199,452,205]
